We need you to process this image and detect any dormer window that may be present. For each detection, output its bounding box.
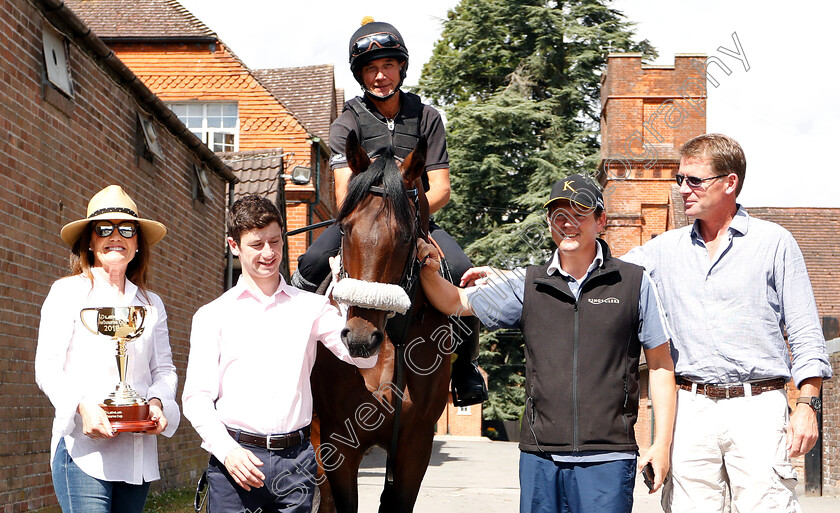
[169,102,238,152]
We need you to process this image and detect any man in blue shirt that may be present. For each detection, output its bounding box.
[418,174,676,513]
[623,133,832,512]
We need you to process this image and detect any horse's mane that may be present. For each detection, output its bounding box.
[336,147,417,242]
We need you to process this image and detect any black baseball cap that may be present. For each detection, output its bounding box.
[544,174,605,211]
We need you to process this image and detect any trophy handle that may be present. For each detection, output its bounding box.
[80,308,99,335]
[125,306,146,340]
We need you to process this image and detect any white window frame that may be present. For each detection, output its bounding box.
[168,102,239,152]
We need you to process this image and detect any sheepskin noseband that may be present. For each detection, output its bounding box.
[332,277,411,315]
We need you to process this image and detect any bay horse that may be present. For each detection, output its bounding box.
[309,131,453,512]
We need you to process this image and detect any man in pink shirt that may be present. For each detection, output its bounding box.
[182,195,377,512]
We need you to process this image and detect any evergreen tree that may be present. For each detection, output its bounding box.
[415,0,655,421]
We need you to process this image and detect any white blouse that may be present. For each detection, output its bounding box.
[35,273,180,484]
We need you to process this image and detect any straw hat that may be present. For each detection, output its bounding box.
[60,185,167,247]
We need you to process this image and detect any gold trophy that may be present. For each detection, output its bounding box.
[80,306,156,433]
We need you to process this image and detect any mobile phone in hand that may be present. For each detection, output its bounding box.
[642,462,655,491]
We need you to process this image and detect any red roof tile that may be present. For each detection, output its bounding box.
[64,0,214,40]
[335,88,345,119]
[253,65,338,141]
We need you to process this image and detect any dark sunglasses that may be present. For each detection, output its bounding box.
[351,32,402,58]
[675,173,729,189]
[93,221,137,238]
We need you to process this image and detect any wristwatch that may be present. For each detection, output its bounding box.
[796,396,822,412]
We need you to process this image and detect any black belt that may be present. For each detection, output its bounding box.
[676,376,787,399]
[226,425,310,451]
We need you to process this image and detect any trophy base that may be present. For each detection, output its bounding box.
[101,403,156,433]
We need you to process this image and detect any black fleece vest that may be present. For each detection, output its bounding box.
[519,241,644,454]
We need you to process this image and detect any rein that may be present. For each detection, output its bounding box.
[286,219,334,237]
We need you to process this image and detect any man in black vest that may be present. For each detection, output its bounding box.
[291,19,487,406]
[418,174,676,513]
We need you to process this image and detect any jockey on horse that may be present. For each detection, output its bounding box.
[292,17,487,407]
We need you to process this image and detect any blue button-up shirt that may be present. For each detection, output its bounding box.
[622,205,832,387]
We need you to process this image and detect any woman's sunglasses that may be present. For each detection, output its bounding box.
[93,221,137,239]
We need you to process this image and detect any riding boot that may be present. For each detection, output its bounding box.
[291,268,319,293]
[451,316,488,407]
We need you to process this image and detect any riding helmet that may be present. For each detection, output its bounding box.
[348,17,409,100]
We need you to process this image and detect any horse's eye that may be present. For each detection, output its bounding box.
[338,224,346,236]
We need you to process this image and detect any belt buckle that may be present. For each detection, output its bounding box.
[266,434,279,450]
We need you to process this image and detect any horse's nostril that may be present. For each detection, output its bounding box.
[341,327,350,342]
[371,330,383,347]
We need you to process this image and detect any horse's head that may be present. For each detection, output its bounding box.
[333,131,428,358]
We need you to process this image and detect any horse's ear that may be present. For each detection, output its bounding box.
[345,130,370,174]
[401,136,427,185]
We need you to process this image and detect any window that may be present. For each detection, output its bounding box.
[137,112,163,159]
[192,163,213,203]
[169,103,238,152]
[42,25,73,97]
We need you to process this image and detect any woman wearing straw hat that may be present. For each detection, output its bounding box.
[35,185,179,512]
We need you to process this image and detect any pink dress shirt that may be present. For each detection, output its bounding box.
[182,277,377,462]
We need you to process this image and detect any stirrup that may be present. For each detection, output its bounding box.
[451,361,488,406]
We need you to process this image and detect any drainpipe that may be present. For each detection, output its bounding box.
[307,136,323,246]
[225,178,235,290]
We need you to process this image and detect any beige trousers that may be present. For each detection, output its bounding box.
[662,388,801,513]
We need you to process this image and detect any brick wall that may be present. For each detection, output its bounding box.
[824,351,840,496]
[635,370,652,453]
[434,398,482,437]
[0,1,227,510]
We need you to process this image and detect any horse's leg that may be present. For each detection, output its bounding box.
[315,476,335,513]
[310,418,334,513]
[378,426,436,513]
[323,448,364,513]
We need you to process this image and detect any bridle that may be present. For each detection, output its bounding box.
[335,184,424,321]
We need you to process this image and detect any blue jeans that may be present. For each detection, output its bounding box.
[519,451,636,513]
[52,437,150,513]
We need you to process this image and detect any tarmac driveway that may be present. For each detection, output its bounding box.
[356,436,840,513]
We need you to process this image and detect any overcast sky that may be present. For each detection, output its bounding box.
[177,0,836,208]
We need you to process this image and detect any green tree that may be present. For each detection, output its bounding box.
[415,0,655,421]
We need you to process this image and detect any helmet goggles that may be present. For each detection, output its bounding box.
[351,32,403,60]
